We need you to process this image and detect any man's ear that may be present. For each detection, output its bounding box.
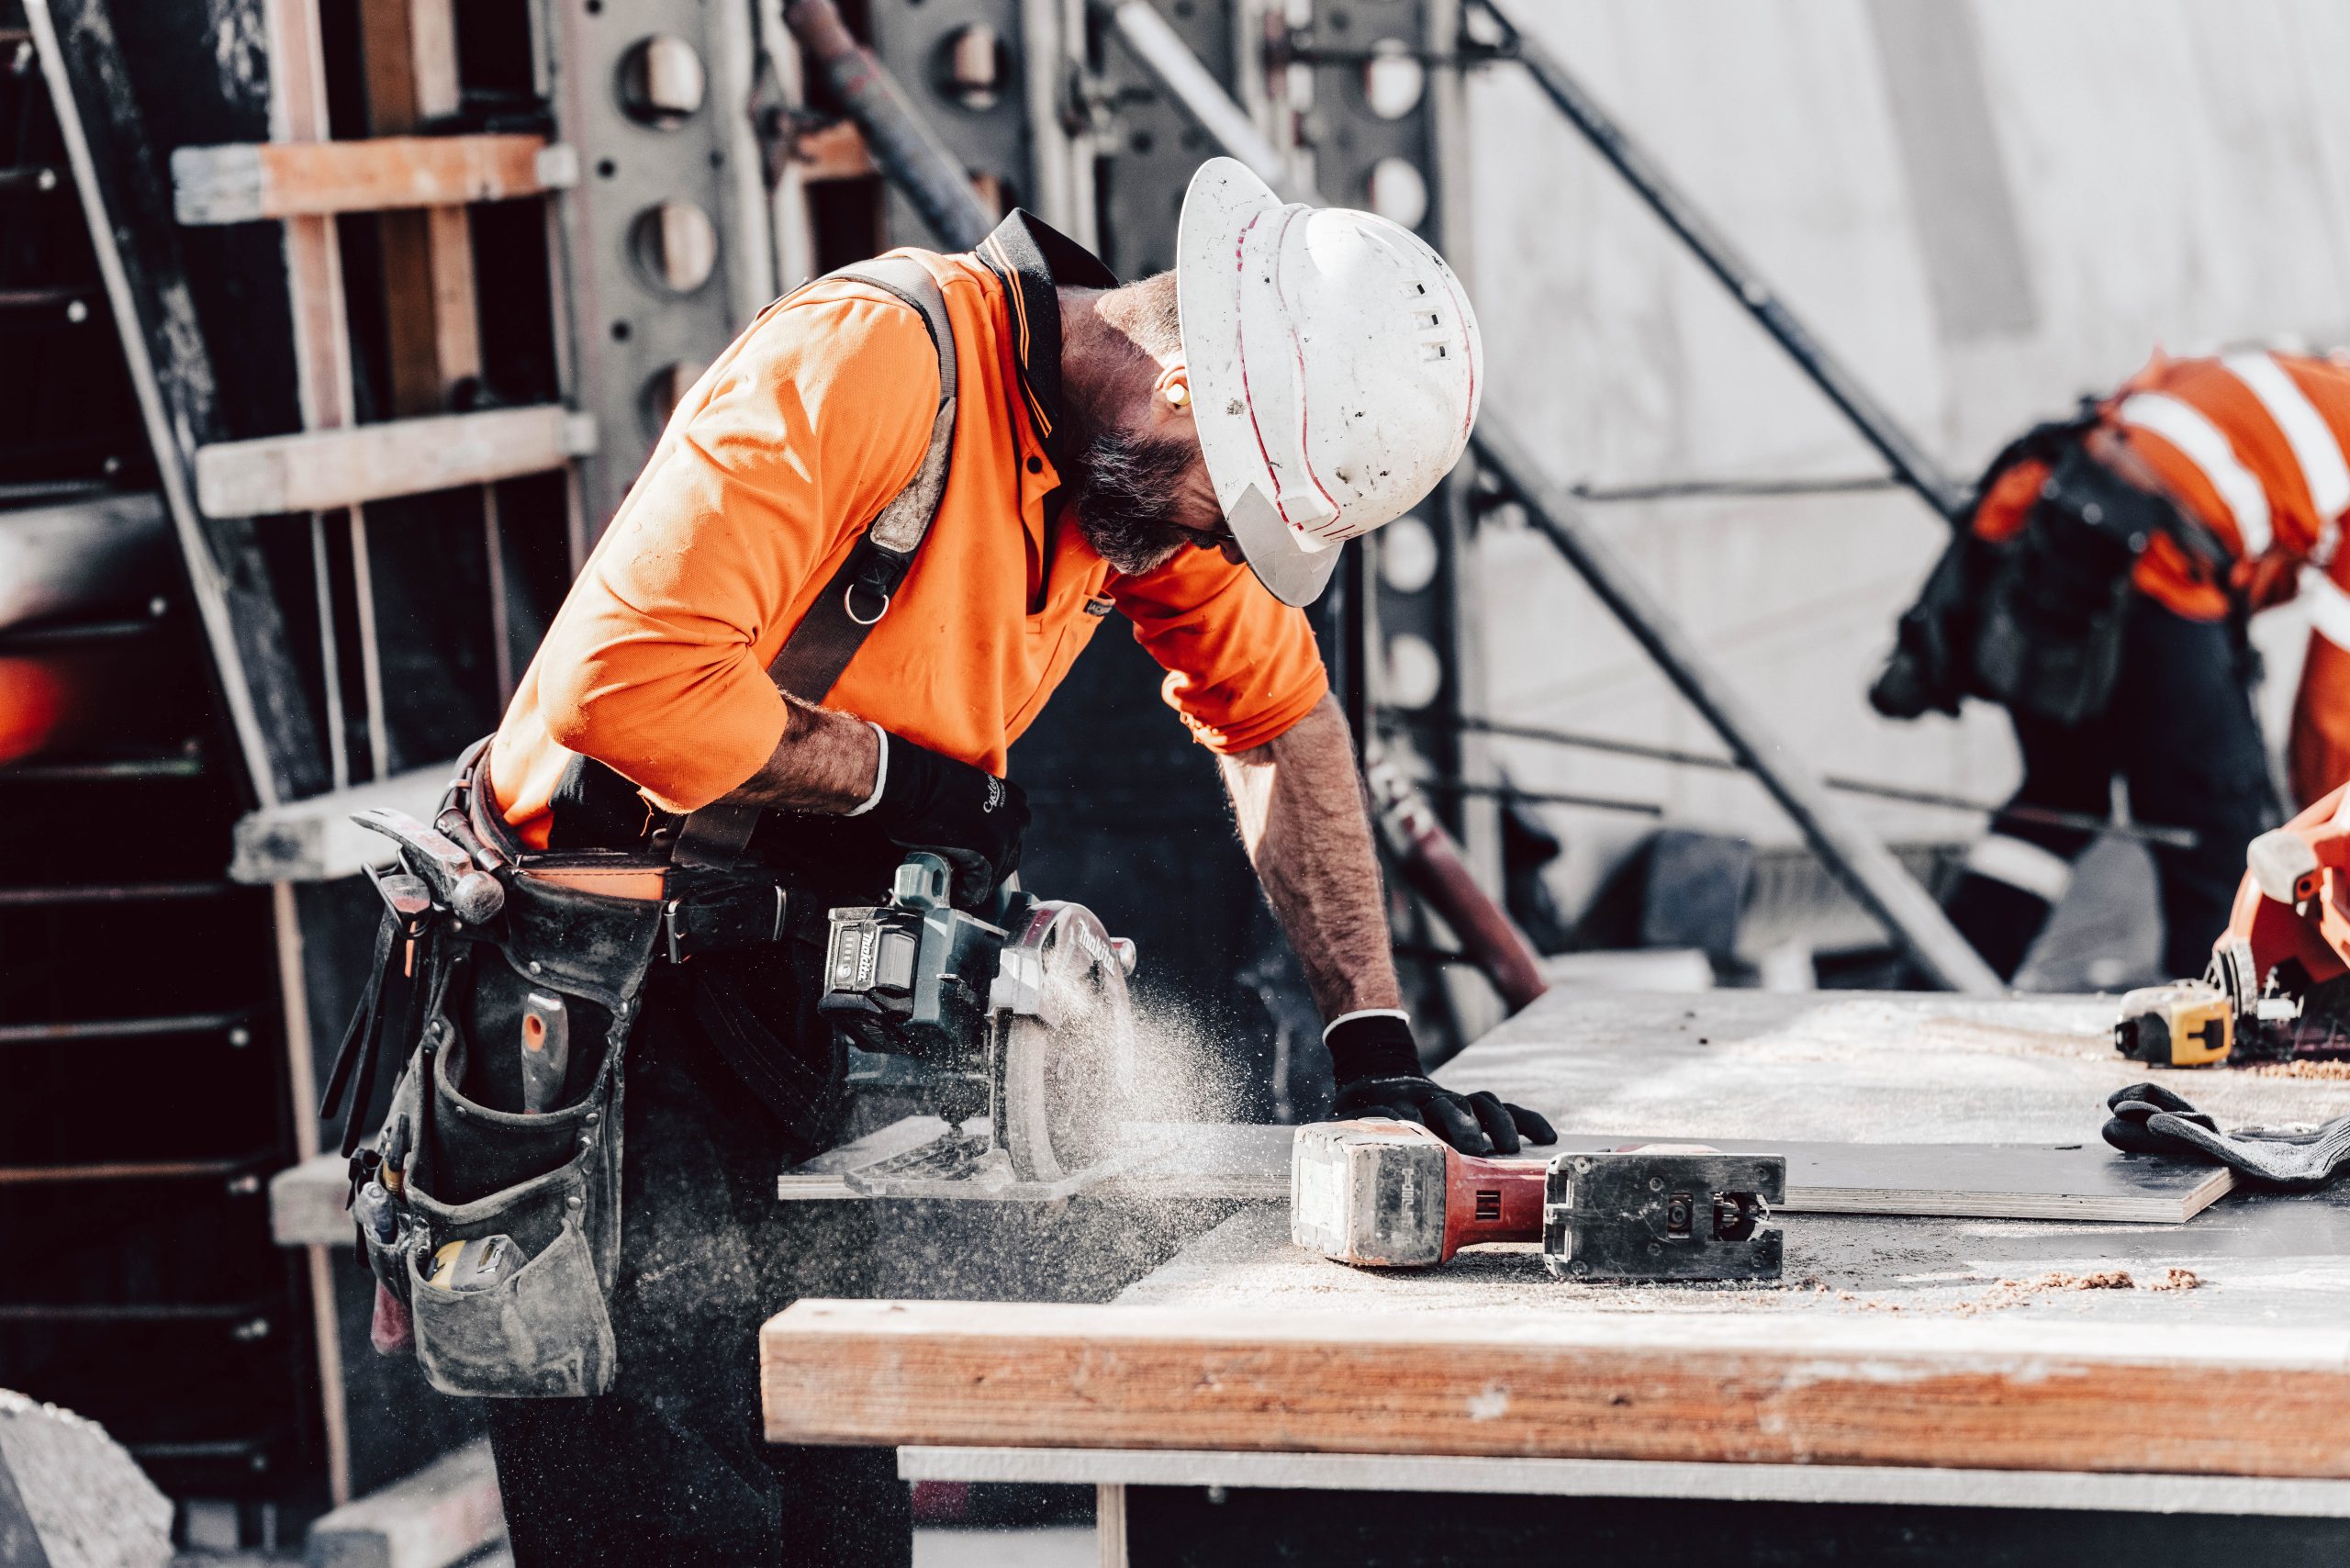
[1142,360,1194,436]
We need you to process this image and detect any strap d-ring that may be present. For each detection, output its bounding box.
[845,580,890,626]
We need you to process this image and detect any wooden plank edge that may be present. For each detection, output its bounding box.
[896,1446,2350,1518]
[306,1437,503,1568]
[271,1153,353,1248]
[193,406,597,516]
[229,761,449,883]
[761,1299,2350,1479]
[173,134,576,224]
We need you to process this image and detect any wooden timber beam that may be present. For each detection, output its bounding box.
[26,0,329,807]
[360,0,476,418]
[762,1299,2350,1481]
[304,1439,504,1568]
[170,135,577,225]
[194,406,597,517]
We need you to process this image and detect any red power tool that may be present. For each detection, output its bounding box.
[2118,780,2350,1068]
[1289,1120,1784,1281]
[1290,1119,1548,1267]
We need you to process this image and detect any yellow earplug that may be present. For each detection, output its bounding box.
[1166,383,1190,409]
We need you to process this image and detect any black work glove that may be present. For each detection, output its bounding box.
[867,732,1029,908]
[2103,1081,2350,1191]
[1325,1012,1556,1156]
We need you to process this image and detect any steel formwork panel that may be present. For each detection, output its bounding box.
[544,0,774,543]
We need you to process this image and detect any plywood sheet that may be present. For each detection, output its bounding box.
[1548,1136,2234,1224]
[1435,992,2350,1146]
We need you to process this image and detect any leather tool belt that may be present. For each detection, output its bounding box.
[324,254,958,1396]
[321,737,821,1398]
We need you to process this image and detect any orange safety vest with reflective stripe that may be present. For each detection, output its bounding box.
[1973,349,2350,808]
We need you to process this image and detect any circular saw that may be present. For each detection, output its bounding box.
[988,900,1136,1182]
[817,852,1139,1190]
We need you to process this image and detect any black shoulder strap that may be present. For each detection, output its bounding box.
[673,257,959,868]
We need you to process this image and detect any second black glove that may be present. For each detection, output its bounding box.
[2103,1081,2350,1191]
[866,733,1029,909]
[1326,1011,1556,1156]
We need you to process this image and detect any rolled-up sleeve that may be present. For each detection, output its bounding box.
[1113,547,1329,754]
[532,294,935,813]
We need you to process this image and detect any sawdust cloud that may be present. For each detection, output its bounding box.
[819,988,1291,1307]
[1120,990,1264,1125]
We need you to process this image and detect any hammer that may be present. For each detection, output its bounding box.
[1290,1119,1545,1268]
[352,806,505,924]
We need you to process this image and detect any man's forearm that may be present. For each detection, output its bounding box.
[1219,693,1403,1018]
[723,694,879,812]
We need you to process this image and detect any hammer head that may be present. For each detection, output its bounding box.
[1291,1120,1455,1268]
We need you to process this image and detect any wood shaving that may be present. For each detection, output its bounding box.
[2248,1060,2350,1081]
[1969,1271,2119,1313]
[2053,1270,2136,1289]
[2147,1267,2201,1292]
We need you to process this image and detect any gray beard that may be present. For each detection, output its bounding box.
[1066,426,1203,577]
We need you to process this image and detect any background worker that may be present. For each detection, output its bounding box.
[473,159,1551,1564]
[1874,347,2350,982]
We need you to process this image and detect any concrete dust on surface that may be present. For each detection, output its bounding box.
[1118,1205,2277,1329]
[1436,991,2350,1148]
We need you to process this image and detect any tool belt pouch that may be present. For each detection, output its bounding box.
[1872,415,2098,723]
[1971,438,2193,729]
[1869,529,1998,720]
[359,866,662,1399]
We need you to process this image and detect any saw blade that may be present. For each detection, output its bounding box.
[991,902,1136,1183]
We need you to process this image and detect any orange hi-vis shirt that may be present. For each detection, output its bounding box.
[1973,349,2350,806]
[488,214,1328,848]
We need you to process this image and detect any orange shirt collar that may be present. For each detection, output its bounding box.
[973,210,1118,479]
[972,210,1117,593]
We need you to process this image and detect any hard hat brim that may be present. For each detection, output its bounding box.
[1176,158,1344,608]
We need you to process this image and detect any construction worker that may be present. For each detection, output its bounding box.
[1874,346,2350,982]
[464,159,1551,1563]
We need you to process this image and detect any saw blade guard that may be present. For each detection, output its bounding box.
[990,901,1139,1183]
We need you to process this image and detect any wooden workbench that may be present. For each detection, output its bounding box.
[763,991,2350,1565]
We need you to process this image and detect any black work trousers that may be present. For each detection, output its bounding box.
[1944,596,2280,981]
[481,971,909,1567]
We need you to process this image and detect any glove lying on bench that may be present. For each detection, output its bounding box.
[2101,1081,2350,1192]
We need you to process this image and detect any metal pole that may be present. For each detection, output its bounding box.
[1102,0,1312,201]
[1475,0,1971,526]
[1337,540,1371,763]
[1432,712,2199,850]
[1474,421,2002,993]
[782,0,996,250]
[1083,3,2000,991]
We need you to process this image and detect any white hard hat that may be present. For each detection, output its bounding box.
[1176,157,1483,607]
